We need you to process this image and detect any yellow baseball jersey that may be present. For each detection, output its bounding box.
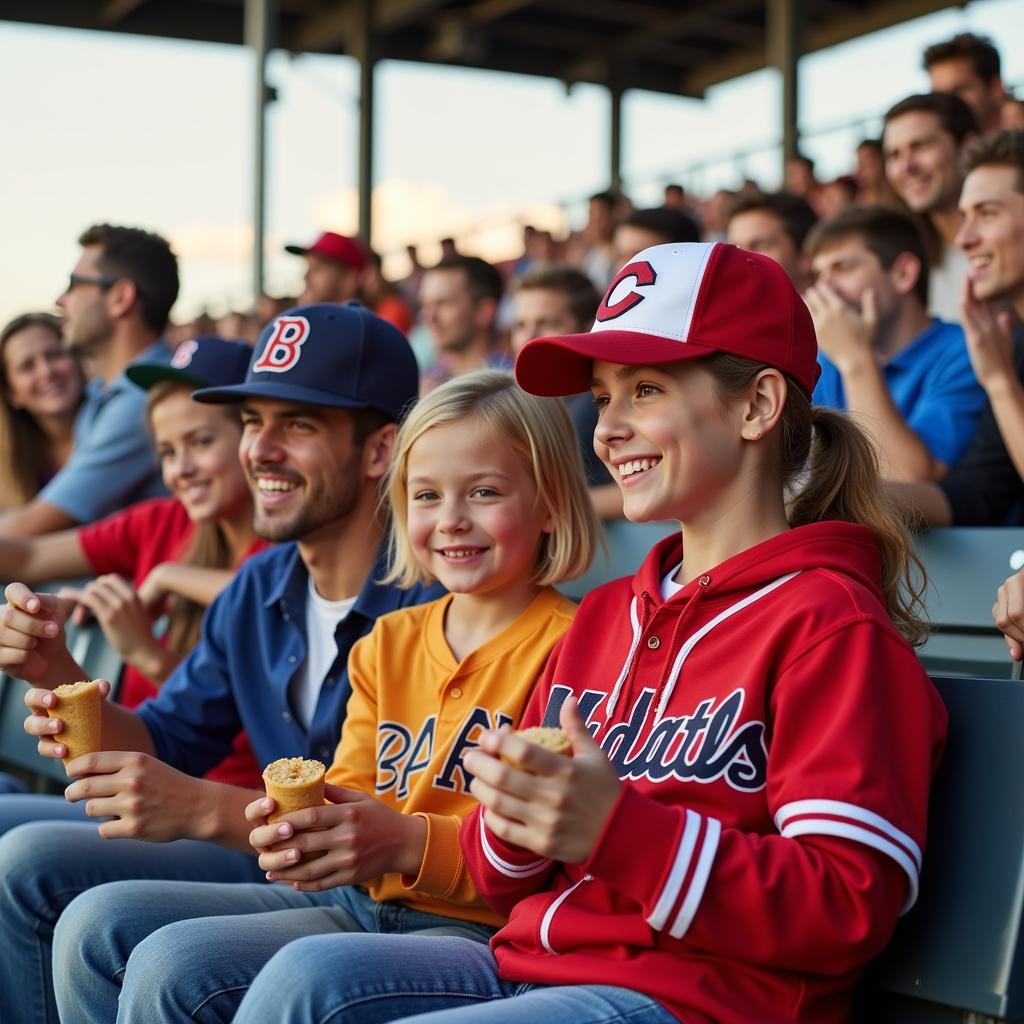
[326,585,576,926]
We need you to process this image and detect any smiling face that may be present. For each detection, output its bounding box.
[149,389,249,525]
[2,324,81,421]
[238,398,364,542]
[404,417,551,598]
[883,111,963,215]
[591,360,745,525]
[956,164,1024,310]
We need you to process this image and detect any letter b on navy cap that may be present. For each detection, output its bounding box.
[194,302,419,422]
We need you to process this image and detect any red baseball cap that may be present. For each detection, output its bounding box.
[285,231,369,273]
[515,242,820,398]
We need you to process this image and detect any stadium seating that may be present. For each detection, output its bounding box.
[862,672,1024,1022]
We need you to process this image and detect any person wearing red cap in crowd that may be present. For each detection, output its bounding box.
[222,243,948,1024]
[286,232,413,334]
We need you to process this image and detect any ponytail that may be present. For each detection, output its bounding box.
[706,353,928,646]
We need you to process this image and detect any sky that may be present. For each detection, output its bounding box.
[1,0,1023,325]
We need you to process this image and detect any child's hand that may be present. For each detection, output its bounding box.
[464,696,620,865]
[255,783,427,892]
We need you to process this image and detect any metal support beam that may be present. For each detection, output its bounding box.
[354,0,376,245]
[245,0,271,307]
[768,0,801,171]
[609,67,623,195]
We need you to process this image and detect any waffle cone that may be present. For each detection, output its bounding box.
[503,727,572,771]
[52,680,103,770]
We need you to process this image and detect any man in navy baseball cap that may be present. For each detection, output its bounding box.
[126,335,253,392]
[194,302,417,422]
[0,302,437,1024]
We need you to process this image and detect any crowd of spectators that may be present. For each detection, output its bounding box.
[0,25,1022,1022]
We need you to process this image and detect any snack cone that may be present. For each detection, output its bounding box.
[262,758,327,862]
[503,726,572,770]
[52,680,103,770]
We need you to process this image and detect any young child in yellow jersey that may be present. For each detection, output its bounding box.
[53,369,600,1024]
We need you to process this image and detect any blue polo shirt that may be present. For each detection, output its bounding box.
[812,319,985,468]
[138,541,442,777]
[40,339,171,522]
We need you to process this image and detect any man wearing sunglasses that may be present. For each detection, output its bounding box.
[0,224,179,537]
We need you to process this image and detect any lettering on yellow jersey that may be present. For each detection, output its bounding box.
[376,707,514,799]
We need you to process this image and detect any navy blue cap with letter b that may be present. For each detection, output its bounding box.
[127,335,253,392]
[194,303,419,422]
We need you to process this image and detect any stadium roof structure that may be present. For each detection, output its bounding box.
[3,0,963,295]
[1,0,960,97]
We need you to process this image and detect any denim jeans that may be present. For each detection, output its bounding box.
[0,772,27,794]
[52,880,494,1024]
[0,801,264,1024]
[231,933,678,1024]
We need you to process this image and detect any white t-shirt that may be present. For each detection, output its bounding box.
[928,244,969,324]
[661,562,684,601]
[290,576,357,731]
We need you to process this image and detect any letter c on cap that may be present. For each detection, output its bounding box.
[253,316,311,374]
[596,261,657,322]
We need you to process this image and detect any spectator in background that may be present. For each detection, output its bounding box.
[0,224,178,538]
[510,265,621,519]
[726,190,818,289]
[700,188,737,242]
[895,130,1024,530]
[398,244,425,310]
[285,231,366,306]
[805,205,984,482]
[662,183,687,209]
[216,310,260,345]
[439,237,459,260]
[855,139,902,208]
[418,255,507,393]
[362,249,415,335]
[817,175,859,219]
[1002,97,1024,131]
[0,337,265,786]
[580,191,619,289]
[785,152,823,212]
[883,92,978,322]
[612,206,701,268]
[924,32,1007,135]
[0,313,84,511]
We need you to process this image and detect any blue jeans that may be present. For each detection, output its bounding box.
[231,933,678,1024]
[0,798,264,1024]
[53,880,494,1024]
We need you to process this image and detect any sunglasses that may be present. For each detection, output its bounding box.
[66,273,120,292]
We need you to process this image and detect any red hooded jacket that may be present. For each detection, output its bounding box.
[461,522,948,1023]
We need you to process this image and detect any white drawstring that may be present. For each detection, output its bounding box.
[605,596,642,717]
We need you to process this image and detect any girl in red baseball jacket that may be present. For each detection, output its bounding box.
[231,242,948,1024]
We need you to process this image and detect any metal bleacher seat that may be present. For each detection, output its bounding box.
[558,519,676,602]
[861,672,1024,1023]
[0,611,123,789]
[913,529,1024,679]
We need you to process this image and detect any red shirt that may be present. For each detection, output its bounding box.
[77,497,268,788]
[462,523,948,1024]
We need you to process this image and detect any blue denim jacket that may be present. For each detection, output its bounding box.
[138,541,442,777]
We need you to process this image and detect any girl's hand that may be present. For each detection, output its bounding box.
[463,696,620,865]
[0,583,80,685]
[137,564,172,614]
[250,783,427,893]
[58,576,173,681]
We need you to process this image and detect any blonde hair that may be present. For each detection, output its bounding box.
[706,353,928,645]
[145,380,245,666]
[385,369,600,589]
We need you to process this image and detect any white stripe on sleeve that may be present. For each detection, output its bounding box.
[774,799,922,912]
[669,816,721,939]
[647,808,701,931]
[478,815,552,879]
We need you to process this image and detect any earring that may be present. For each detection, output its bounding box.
[745,430,762,441]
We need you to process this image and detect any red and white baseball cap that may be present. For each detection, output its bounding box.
[515,241,820,398]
